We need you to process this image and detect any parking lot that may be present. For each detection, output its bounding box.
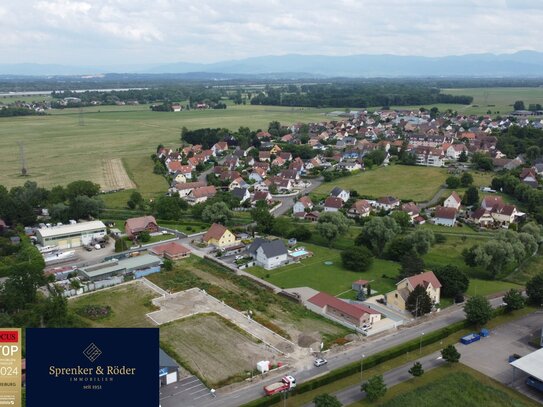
[160,375,212,407]
[459,312,543,403]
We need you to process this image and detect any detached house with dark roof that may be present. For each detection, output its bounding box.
[248,238,289,269]
[385,271,442,312]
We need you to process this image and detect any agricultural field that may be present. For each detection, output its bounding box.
[0,104,331,190]
[248,243,400,296]
[160,313,276,388]
[383,87,543,116]
[351,364,540,407]
[69,282,157,328]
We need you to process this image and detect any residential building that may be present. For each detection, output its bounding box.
[330,187,350,202]
[443,191,462,210]
[433,206,457,227]
[348,199,371,218]
[187,186,217,204]
[373,196,400,211]
[324,196,343,212]
[202,223,237,248]
[385,271,442,311]
[232,187,250,203]
[150,242,191,260]
[125,216,159,239]
[248,238,289,269]
[307,292,381,327]
[293,196,314,214]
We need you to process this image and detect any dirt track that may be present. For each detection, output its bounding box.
[101,158,136,192]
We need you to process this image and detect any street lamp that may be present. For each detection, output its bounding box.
[360,354,366,382]
[420,332,425,354]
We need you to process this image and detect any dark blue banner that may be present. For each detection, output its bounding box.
[26,328,158,407]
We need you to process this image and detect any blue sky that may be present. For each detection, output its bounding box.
[1,0,542,65]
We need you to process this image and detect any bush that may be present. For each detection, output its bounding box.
[435,233,446,244]
[341,246,374,272]
[75,305,112,320]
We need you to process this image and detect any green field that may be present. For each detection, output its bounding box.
[351,364,539,407]
[313,165,495,203]
[384,87,543,116]
[248,243,399,295]
[0,104,332,190]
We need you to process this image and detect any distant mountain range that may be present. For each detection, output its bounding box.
[2,51,543,77]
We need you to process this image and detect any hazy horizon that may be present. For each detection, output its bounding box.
[2,0,543,66]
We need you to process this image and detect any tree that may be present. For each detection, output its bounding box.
[361,375,387,402]
[138,231,151,243]
[433,265,469,297]
[287,226,312,241]
[521,222,542,241]
[408,362,424,377]
[513,100,525,111]
[458,150,468,162]
[69,195,104,220]
[445,176,460,189]
[201,202,232,225]
[441,345,461,363]
[460,172,474,187]
[162,259,173,271]
[356,217,400,256]
[391,211,411,230]
[313,394,342,407]
[526,273,543,306]
[464,295,493,326]
[406,284,433,317]
[251,202,275,234]
[318,212,353,246]
[403,229,435,256]
[154,195,186,220]
[65,180,100,200]
[502,289,525,312]
[462,186,479,206]
[341,246,374,272]
[399,253,424,279]
[526,146,541,161]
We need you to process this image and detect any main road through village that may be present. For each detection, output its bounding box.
[159,296,505,407]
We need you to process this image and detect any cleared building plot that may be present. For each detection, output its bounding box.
[160,313,277,387]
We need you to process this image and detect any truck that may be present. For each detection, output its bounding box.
[263,376,296,396]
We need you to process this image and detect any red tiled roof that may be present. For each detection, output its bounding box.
[406,271,442,289]
[308,292,380,319]
[324,196,343,209]
[449,191,462,204]
[434,206,457,220]
[203,223,229,242]
[125,216,157,235]
[150,242,191,257]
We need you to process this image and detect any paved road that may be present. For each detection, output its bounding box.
[272,176,323,217]
[304,351,445,406]
[161,297,506,407]
[419,186,446,209]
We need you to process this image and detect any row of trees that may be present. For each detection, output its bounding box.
[0,180,103,226]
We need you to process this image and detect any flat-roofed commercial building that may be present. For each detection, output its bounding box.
[78,254,162,281]
[36,221,107,249]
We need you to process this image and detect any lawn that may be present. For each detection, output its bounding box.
[0,104,332,190]
[351,364,540,407]
[247,243,400,296]
[313,165,448,202]
[69,282,157,328]
[160,313,276,388]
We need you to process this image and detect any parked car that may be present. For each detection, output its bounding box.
[314,358,327,367]
[361,323,371,330]
[235,255,245,260]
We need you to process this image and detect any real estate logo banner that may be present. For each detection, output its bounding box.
[26,328,158,407]
[0,328,21,407]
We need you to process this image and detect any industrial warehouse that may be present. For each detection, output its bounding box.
[35,221,107,249]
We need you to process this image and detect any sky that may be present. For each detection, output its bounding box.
[1,0,543,66]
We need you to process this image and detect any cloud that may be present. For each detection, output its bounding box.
[0,0,542,65]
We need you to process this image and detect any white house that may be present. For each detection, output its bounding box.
[443,191,462,210]
[434,206,457,227]
[330,187,350,203]
[248,238,289,270]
